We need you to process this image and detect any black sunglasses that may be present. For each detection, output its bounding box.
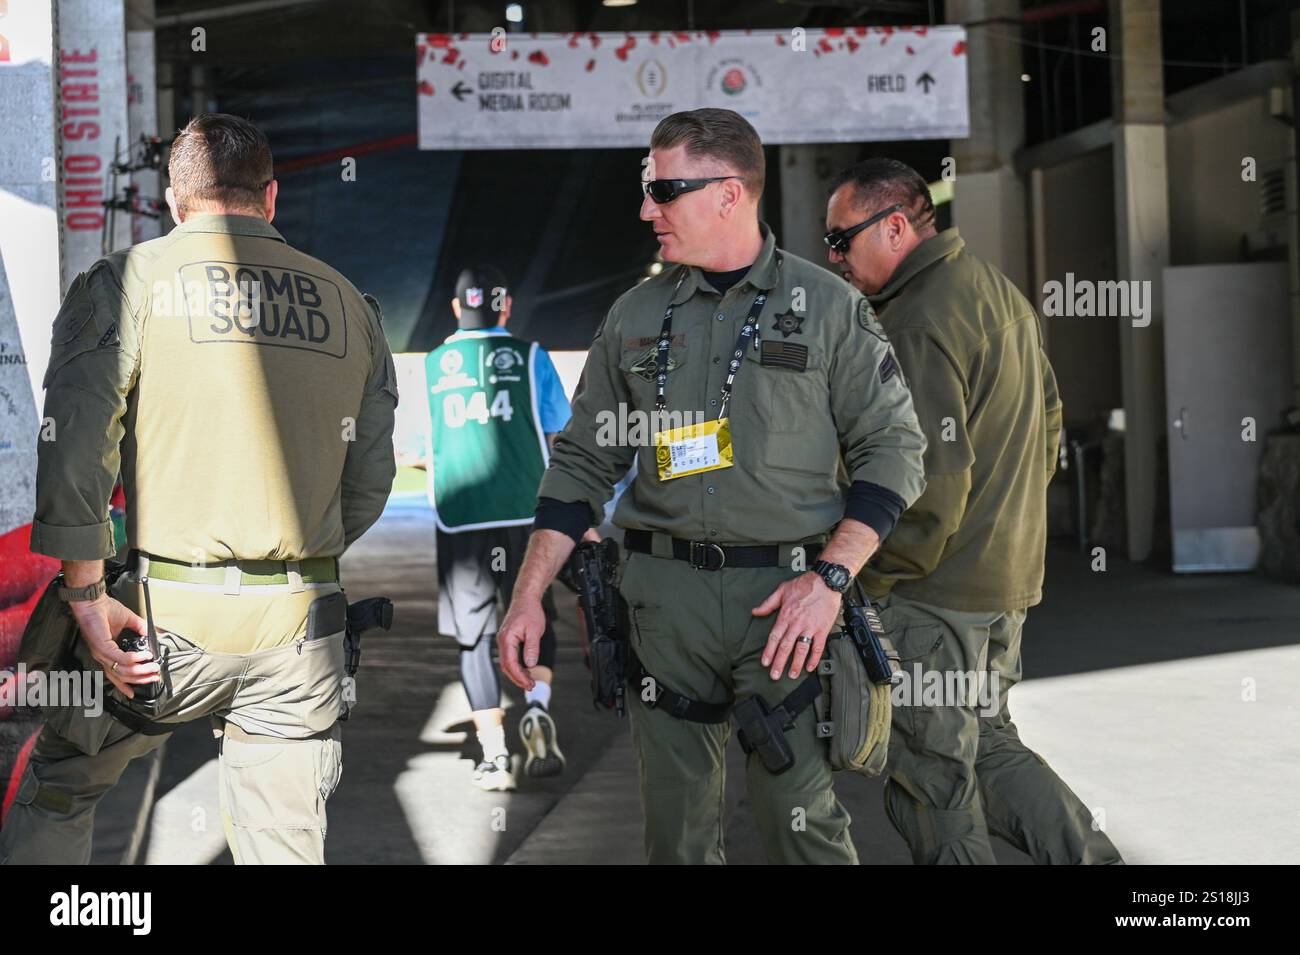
[642,176,740,204]
[823,203,904,256]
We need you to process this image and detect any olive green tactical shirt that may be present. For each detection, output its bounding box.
[860,229,1063,612]
[31,214,398,564]
[539,224,927,546]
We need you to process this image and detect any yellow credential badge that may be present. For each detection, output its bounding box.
[655,417,735,481]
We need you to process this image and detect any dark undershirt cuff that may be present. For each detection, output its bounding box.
[844,481,906,540]
[533,497,592,544]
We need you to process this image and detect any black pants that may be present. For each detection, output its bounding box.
[436,525,557,711]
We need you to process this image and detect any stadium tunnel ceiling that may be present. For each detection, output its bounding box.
[153,0,1295,351]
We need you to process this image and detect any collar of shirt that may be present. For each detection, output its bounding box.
[668,220,782,306]
[174,213,287,244]
[702,264,752,294]
[445,327,509,342]
[869,227,964,306]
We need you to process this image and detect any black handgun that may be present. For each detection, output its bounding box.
[733,695,796,774]
[843,582,900,686]
[568,537,628,716]
[339,596,393,720]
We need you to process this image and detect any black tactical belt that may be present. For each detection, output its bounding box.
[623,529,822,571]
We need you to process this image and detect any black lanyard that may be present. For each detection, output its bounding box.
[654,272,770,417]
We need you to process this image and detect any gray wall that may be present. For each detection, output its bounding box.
[1167,97,1289,266]
[1032,78,1291,430]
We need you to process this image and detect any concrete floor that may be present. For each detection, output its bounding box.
[132,497,1300,864]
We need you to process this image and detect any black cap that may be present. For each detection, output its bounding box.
[454,265,509,329]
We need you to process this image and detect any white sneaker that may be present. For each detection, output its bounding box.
[519,704,566,778]
[471,754,516,792]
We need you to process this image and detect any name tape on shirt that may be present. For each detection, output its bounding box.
[623,333,686,351]
[180,261,348,358]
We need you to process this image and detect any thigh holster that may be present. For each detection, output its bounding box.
[732,674,823,775]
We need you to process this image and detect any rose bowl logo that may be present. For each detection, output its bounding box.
[721,67,746,96]
[464,286,484,308]
[440,349,464,375]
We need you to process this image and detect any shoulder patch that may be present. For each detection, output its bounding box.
[857,298,888,341]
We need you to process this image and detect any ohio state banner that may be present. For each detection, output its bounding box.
[417,26,968,149]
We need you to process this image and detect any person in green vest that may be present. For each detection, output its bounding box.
[423,266,572,791]
[825,158,1123,864]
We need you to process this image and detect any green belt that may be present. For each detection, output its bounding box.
[142,554,339,586]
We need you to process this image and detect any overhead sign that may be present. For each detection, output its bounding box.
[417,27,968,149]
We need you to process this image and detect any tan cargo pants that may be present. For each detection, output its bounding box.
[879,591,1123,865]
[0,571,345,865]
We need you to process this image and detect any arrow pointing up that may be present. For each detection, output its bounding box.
[917,72,936,93]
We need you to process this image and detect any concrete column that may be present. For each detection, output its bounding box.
[1289,10,1300,410]
[1029,166,1049,344]
[127,0,161,243]
[156,57,174,235]
[946,0,1029,293]
[778,143,857,268]
[190,62,210,115]
[1110,0,1170,563]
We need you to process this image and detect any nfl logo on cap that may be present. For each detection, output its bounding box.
[465,287,484,308]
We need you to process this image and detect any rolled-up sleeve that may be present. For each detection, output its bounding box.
[829,298,927,522]
[536,301,636,528]
[31,262,143,560]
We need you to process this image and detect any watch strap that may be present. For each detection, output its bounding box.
[57,575,107,603]
[812,560,851,594]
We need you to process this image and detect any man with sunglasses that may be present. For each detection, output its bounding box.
[496,108,927,864]
[825,158,1123,865]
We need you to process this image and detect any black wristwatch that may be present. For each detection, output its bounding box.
[811,560,852,594]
